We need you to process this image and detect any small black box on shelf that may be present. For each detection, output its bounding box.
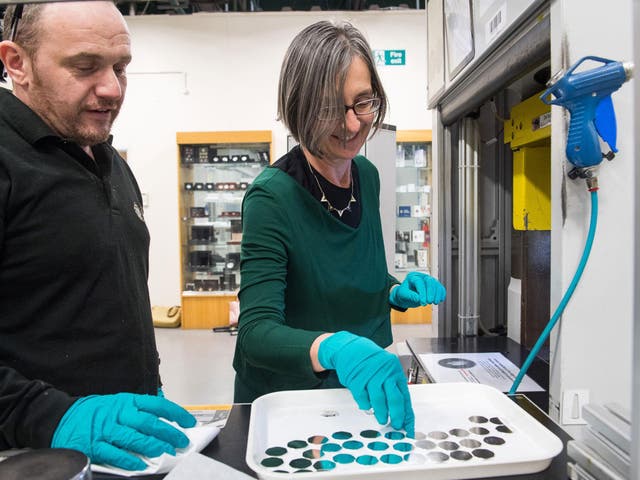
[225,252,241,271]
[223,271,237,290]
[181,145,196,164]
[189,250,212,271]
[230,219,242,234]
[184,182,194,191]
[221,155,230,163]
[189,207,209,218]
[240,155,249,162]
[197,146,210,163]
[191,225,215,244]
[231,155,240,163]
[194,183,204,191]
[205,183,215,191]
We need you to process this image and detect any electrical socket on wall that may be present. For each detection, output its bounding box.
[561,389,590,425]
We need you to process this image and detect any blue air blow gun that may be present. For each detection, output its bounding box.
[510,57,633,395]
[540,56,633,177]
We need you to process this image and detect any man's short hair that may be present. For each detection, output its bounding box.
[2,4,46,57]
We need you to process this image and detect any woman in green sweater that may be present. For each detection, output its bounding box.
[232,20,446,437]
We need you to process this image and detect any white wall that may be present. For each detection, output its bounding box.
[548,0,636,429]
[111,10,431,305]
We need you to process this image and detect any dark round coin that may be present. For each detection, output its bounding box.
[289,458,312,469]
[496,425,513,434]
[404,453,426,464]
[265,446,287,456]
[460,438,482,448]
[333,453,355,464]
[385,431,405,440]
[313,460,336,471]
[472,448,495,459]
[451,450,473,461]
[343,440,364,450]
[470,427,490,435]
[415,440,437,450]
[321,443,341,453]
[426,451,449,463]
[367,441,389,451]
[484,436,506,446]
[356,455,378,465]
[287,440,308,449]
[261,457,283,468]
[380,454,403,464]
[438,441,460,451]
[0,449,91,480]
[469,415,488,423]
[393,442,414,452]
[302,449,323,459]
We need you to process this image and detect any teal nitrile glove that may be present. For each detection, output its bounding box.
[390,271,446,309]
[51,393,197,471]
[318,331,415,437]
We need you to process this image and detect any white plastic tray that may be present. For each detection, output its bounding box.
[246,383,562,480]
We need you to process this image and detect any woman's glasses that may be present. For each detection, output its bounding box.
[318,97,382,120]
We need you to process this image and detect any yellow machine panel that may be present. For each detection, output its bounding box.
[504,92,551,149]
[512,146,551,230]
[505,92,551,230]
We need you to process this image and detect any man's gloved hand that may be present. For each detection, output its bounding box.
[51,393,197,471]
[318,331,414,437]
[390,271,446,309]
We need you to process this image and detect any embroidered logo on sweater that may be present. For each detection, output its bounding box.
[133,202,145,222]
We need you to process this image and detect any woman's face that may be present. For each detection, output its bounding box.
[319,56,376,163]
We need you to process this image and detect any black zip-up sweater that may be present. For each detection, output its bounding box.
[0,87,160,449]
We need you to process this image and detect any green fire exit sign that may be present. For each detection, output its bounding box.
[373,49,406,66]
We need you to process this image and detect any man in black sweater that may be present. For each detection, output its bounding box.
[0,1,195,471]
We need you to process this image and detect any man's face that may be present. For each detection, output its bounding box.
[24,2,131,147]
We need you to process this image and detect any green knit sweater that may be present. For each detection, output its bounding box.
[232,155,398,402]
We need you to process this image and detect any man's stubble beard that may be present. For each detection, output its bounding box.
[30,64,120,146]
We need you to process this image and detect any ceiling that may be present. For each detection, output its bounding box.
[114,0,423,15]
[0,1,422,22]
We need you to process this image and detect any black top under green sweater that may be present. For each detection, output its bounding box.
[233,146,399,402]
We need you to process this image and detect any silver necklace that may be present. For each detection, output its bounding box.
[306,160,356,218]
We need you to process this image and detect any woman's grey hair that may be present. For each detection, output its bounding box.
[277,20,387,158]
[2,4,46,57]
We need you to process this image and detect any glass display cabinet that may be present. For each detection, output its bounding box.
[177,131,272,328]
[392,130,433,324]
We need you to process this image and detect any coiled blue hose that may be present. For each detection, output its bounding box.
[509,189,598,395]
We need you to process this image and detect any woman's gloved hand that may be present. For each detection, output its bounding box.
[389,271,446,309]
[51,393,197,471]
[318,331,414,437]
